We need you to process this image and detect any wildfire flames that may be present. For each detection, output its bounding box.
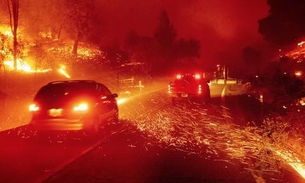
[1,43,102,78]
[4,58,51,73]
[285,40,305,60]
[0,27,101,79]
[3,59,71,78]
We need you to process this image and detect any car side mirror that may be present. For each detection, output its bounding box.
[100,93,118,100]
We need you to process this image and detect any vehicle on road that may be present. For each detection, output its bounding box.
[168,73,210,105]
[29,80,119,135]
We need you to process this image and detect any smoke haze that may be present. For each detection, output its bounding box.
[96,0,270,68]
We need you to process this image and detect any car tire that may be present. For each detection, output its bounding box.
[205,93,211,104]
[113,111,119,123]
[84,118,100,139]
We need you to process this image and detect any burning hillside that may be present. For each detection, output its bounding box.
[0,28,104,78]
[284,41,305,61]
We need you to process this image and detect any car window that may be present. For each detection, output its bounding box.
[35,82,96,100]
[97,83,111,95]
[175,76,196,83]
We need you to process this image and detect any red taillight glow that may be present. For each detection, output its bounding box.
[73,103,89,111]
[194,74,201,80]
[29,104,39,112]
[176,74,182,79]
[198,84,202,94]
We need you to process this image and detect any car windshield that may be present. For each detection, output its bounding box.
[176,76,197,83]
[35,82,96,100]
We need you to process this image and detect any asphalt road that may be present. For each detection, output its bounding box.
[0,83,303,183]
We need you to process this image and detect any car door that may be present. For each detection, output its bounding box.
[97,83,117,121]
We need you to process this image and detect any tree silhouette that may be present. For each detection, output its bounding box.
[124,30,140,52]
[124,31,157,74]
[153,10,176,48]
[242,46,263,75]
[258,0,305,47]
[123,10,201,74]
[175,38,200,59]
[65,0,96,56]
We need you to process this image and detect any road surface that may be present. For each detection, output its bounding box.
[0,80,303,183]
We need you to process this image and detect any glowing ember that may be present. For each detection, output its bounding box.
[297,41,305,48]
[285,40,305,60]
[120,92,305,182]
[275,150,305,179]
[77,46,102,59]
[58,65,70,78]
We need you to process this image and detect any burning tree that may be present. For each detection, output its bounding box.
[65,0,96,56]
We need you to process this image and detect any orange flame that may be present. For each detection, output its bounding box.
[4,58,51,73]
[58,65,70,78]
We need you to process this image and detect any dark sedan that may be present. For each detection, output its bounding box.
[28,80,119,136]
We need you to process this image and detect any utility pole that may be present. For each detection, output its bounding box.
[223,65,228,84]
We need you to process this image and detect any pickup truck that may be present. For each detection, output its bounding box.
[168,73,210,105]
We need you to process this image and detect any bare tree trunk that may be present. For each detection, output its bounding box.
[13,29,17,70]
[57,24,63,40]
[72,32,81,56]
[6,0,19,71]
[12,0,19,71]
[72,38,79,56]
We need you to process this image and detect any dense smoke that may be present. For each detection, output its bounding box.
[96,0,270,67]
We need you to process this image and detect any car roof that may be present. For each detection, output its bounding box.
[34,80,102,99]
[46,80,98,86]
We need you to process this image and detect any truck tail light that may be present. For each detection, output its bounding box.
[198,84,202,94]
[194,74,201,80]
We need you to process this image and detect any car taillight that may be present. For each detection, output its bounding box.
[73,103,89,112]
[198,84,202,94]
[176,74,182,79]
[29,103,39,112]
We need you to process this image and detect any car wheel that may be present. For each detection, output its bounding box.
[112,111,119,123]
[92,118,100,134]
[84,118,100,139]
[205,92,211,104]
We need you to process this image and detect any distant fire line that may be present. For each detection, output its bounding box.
[4,59,71,78]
